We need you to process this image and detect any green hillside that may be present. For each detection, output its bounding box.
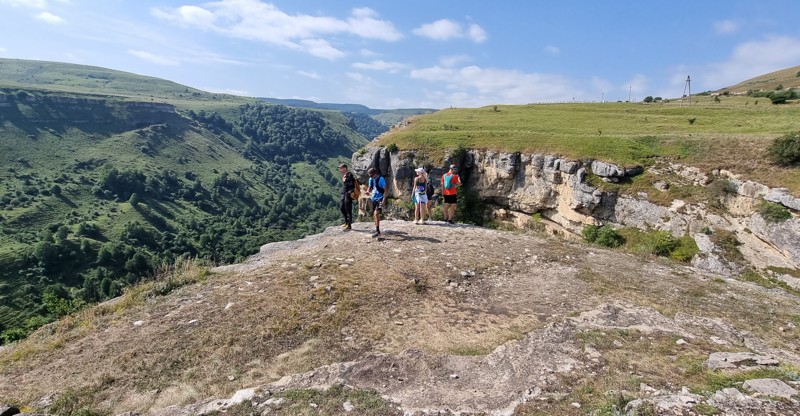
[379,93,800,193]
[720,65,800,94]
[0,60,368,342]
[0,58,232,102]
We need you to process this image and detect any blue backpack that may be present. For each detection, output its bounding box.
[444,174,456,189]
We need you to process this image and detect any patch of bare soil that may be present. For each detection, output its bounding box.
[2,220,800,415]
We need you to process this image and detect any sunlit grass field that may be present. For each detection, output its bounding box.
[379,95,800,193]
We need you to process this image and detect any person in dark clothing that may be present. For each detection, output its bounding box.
[338,163,355,230]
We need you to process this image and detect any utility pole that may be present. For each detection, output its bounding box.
[681,75,692,107]
[628,85,632,102]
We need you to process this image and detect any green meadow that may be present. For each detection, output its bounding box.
[380,95,800,193]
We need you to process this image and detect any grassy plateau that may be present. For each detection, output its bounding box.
[379,94,800,194]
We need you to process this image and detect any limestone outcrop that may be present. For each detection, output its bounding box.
[353,146,800,272]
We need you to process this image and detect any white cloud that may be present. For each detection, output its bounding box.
[359,48,378,57]
[1,0,47,9]
[299,38,345,60]
[34,11,64,24]
[467,24,487,43]
[152,1,401,60]
[410,65,580,105]
[713,19,740,35]
[0,47,6,53]
[128,50,180,66]
[413,19,462,40]
[439,55,471,67]
[347,7,402,41]
[412,19,487,43]
[702,35,800,88]
[352,60,406,73]
[297,70,321,80]
[171,5,216,27]
[544,45,560,55]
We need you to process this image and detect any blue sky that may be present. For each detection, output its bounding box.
[1,0,799,109]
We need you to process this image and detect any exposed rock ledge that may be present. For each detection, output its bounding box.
[156,303,800,416]
[352,147,800,273]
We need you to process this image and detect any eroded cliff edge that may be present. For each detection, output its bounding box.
[353,146,800,278]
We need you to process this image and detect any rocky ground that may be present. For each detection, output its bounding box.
[2,220,800,415]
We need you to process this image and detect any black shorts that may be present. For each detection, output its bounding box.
[443,194,457,204]
[372,199,383,213]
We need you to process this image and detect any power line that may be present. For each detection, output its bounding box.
[681,75,691,107]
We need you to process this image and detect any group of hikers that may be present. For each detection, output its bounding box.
[337,163,461,238]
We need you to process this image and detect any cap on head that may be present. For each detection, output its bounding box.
[449,164,457,169]
[415,167,425,174]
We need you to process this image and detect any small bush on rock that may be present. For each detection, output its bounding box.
[640,230,678,256]
[670,234,699,262]
[766,132,800,166]
[582,225,624,248]
[757,201,791,223]
[526,213,545,232]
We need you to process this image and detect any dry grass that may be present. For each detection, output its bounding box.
[516,329,800,415]
[2,223,799,414]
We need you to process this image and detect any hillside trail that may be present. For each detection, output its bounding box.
[3,220,800,415]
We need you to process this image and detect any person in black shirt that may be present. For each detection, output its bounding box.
[338,163,355,230]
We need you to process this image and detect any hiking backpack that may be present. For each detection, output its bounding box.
[444,173,456,189]
[350,174,361,200]
[351,177,361,199]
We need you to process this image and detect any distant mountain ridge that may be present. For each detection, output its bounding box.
[258,97,437,139]
[258,96,436,116]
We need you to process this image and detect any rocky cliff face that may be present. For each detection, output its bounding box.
[353,146,800,275]
[0,90,179,127]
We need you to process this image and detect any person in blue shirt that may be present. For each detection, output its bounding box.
[367,167,387,238]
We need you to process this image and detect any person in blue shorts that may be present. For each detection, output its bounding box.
[412,167,429,224]
[367,167,387,238]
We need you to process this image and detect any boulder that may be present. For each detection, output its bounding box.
[742,378,798,399]
[706,352,779,369]
[765,188,800,211]
[748,215,800,268]
[590,160,624,177]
